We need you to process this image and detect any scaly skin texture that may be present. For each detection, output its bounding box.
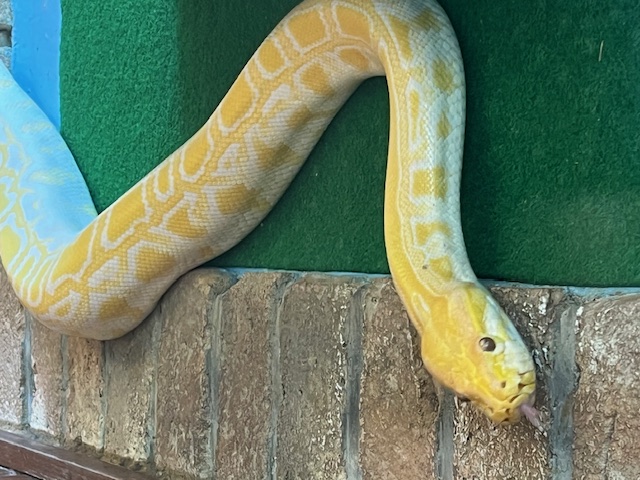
[0,0,537,424]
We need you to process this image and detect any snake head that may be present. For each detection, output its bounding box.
[413,282,539,426]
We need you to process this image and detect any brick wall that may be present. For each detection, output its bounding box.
[0,265,638,479]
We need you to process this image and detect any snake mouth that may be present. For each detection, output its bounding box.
[480,377,540,427]
[501,384,541,429]
[470,389,538,426]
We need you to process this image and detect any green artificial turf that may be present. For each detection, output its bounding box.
[60,0,640,287]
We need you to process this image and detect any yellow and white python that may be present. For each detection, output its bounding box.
[0,0,539,425]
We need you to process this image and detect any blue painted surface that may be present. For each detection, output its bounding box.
[11,0,62,129]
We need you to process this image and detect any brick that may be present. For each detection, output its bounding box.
[360,278,439,480]
[103,312,158,466]
[276,275,360,480]
[65,337,105,450]
[214,272,292,479]
[29,315,64,437]
[154,269,235,478]
[0,265,25,427]
[451,287,557,480]
[574,294,640,479]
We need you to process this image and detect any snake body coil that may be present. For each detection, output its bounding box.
[0,0,538,425]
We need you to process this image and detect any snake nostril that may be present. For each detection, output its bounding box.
[517,382,527,391]
[500,381,506,389]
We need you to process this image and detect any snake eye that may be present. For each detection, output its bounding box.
[479,337,496,352]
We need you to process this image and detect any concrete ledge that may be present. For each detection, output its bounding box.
[0,429,152,480]
[0,266,639,478]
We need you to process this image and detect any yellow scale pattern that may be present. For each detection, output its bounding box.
[0,0,538,425]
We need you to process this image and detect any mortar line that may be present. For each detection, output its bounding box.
[343,283,366,480]
[102,338,114,450]
[549,300,579,480]
[98,340,107,452]
[145,311,163,474]
[21,313,34,429]
[435,389,455,480]
[60,334,69,442]
[266,273,298,480]
[207,283,230,480]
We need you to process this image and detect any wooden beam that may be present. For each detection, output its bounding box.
[0,430,153,480]
[0,465,37,479]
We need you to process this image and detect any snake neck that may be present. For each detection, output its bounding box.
[371,1,477,333]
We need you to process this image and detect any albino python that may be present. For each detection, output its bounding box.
[0,0,539,426]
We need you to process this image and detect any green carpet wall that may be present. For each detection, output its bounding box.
[60,0,640,286]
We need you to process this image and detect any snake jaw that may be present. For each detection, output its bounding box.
[486,384,541,428]
[456,368,539,427]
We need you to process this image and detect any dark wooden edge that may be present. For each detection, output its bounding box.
[0,465,36,479]
[0,430,153,480]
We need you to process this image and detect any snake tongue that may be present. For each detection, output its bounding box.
[519,402,542,430]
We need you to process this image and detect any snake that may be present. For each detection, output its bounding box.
[0,0,540,426]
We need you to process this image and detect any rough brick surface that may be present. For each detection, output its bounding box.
[0,266,24,427]
[276,275,361,480]
[154,269,235,478]
[360,278,439,480]
[103,314,158,466]
[574,294,640,479]
[29,317,64,437]
[2,267,640,477]
[451,287,558,480]
[214,272,293,479]
[65,337,105,450]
